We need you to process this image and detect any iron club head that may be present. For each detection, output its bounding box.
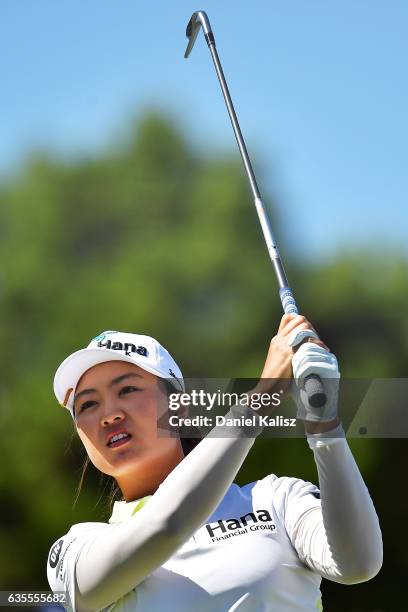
[184,10,214,58]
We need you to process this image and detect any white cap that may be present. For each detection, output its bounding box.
[53,330,184,416]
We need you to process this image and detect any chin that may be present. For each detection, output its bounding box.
[117,443,182,476]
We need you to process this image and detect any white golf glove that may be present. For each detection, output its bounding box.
[289,328,340,422]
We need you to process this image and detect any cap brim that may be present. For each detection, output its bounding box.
[54,348,182,413]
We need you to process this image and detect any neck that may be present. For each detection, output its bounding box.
[116,446,185,502]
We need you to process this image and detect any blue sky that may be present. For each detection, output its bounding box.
[1,0,407,260]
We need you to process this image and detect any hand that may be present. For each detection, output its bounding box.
[291,326,341,432]
[247,314,340,430]
[252,314,326,396]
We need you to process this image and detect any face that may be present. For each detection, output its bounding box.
[74,360,185,500]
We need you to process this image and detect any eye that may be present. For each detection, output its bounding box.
[78,400,98,413]
[120,385,139,396]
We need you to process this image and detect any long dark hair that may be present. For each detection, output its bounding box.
[73,379,202,518]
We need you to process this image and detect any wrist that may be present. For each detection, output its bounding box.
[303,415,340,434]
[306,422,345,449]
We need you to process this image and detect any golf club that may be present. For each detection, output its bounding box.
[184,10,327,409]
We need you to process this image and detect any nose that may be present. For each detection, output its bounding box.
[100,402,126,427]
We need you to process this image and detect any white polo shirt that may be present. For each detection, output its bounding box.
[47,474,324,611]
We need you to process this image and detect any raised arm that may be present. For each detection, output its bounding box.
[284,319,383,583]
[295,429,383,583]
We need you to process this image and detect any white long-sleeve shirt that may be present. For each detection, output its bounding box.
[47,406,382,611]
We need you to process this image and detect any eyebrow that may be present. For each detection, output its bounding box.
[74,373,143,404]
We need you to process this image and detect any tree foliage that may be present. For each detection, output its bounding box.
[0,111,406,610]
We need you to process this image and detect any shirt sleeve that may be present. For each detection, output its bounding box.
[48,403,264,612]
[282,426,383,584]
[47,523,108,612]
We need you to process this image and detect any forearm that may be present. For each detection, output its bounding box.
[76,403,262,610]
[296,427,383,584]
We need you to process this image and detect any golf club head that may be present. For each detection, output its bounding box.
[184,10,214,58]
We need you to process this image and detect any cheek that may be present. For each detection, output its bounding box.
[130,392,167,433]
[77,428,93,451]
[76,417,98,445]
[76,426,112,471]
[77,429,95,458]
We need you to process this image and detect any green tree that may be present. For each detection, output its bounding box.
[0,111,406,610]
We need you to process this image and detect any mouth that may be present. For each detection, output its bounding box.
[107,433,132,449]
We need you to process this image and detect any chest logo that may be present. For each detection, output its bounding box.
[205,509,276,541]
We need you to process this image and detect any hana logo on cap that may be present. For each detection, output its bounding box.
[53,330,184,415]
[90,332,150,359]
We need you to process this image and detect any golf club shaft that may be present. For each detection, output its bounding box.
[207,43,297,313]
[185,11,327,409]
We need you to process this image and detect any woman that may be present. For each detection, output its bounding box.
[47,314,383,612]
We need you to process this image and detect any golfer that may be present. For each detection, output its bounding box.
[47,314,382,611]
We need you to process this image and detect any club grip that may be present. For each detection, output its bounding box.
[304,374,327,408]
[278,290,328,410]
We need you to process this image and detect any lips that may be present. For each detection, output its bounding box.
[106,429,132,447]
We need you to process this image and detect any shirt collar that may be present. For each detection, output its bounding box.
[109,495,152,524]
